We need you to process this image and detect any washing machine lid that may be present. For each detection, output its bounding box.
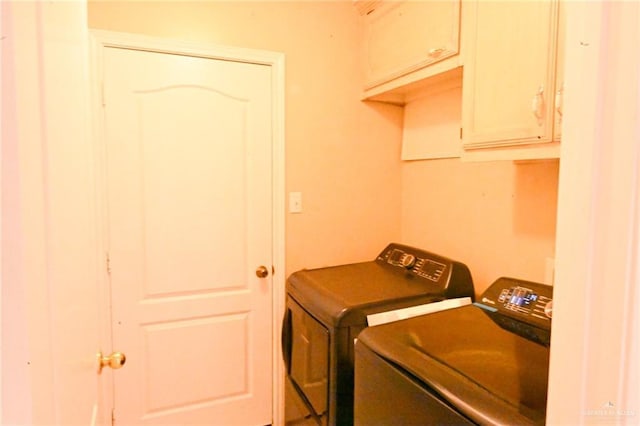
[358,304,550,425]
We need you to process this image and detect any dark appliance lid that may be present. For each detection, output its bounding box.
[287,243,474,327]
[357,277,553,425]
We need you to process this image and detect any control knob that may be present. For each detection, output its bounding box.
[544,300,553,318]
[400,254,416,269]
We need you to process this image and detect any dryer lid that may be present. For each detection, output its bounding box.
[286,243,475,327]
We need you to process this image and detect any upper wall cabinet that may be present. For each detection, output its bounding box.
[461,0,561,160]
[357,0,461,102]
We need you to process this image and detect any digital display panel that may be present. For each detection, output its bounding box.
[504,287,538,308]
[417,259,446,281]
[388,249,404,264]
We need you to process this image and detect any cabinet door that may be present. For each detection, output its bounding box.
[462,0,559,148]
[361,0,460,89]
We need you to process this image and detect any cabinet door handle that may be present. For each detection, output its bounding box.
[555,83,564,117]
[531,86,545,125]
[428,47,445,57]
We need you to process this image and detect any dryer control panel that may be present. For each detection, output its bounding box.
[377,243,456,282]
[375,243,475,301]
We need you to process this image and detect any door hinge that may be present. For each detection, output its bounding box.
[101,82,106,107]
[460,127,463,139]
[106,253,112,275]
[111,408,115,426]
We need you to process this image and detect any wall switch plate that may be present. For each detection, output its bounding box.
[289,192,302,213]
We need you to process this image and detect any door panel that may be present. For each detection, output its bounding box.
[143,314,249,411]
[135,87,248,296]
[102,46,272,425]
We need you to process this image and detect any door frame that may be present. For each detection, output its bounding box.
[547,2,640,422]
[88,30,286,425]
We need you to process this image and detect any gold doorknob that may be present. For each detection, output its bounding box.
[256,265,269,278]
[97,351,126,374]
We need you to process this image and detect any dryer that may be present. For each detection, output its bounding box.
[281,243,475,425]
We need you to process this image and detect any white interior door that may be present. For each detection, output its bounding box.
[101,43,273,425]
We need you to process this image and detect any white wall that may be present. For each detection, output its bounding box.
[2,2,49,422]
[1,3,4,420]
[2,2,101,424]
[402,158,558,296]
